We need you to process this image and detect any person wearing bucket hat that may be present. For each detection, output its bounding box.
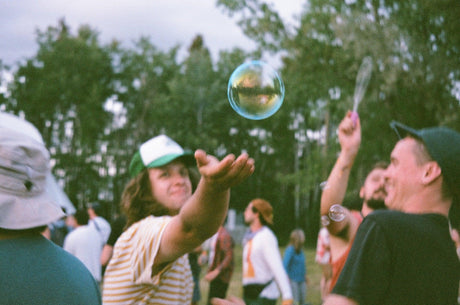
[0,112,101,304]
[325,122,460,305]
[103,134,255,304]
[240,198,293,305]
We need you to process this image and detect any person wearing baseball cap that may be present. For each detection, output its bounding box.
[103,134,255,304]
[0,112,101,304]
[325,122,460,305]
[241,198,293,305]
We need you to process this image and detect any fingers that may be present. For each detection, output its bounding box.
[223,153,255,187]
[194,149,214,168]
[339,111,360,134]
[195,150,255,190]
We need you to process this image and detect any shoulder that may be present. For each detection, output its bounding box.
[220,227,233,240]
[284,245,294,254]
[361,210,446,237]
[365,209,405,222]
[122,215,171,239]
[259,227,278,244]
[258,226,275,238]
[133,215,171,227]
[65,227,82,239]
[95,216,110,226]
[366,210,442,225]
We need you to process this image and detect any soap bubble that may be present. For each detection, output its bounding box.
[227,60,285,120]
[320,181,329,190]
[328,204,346,222]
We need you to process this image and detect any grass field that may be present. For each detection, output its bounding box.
[197,245,323,305]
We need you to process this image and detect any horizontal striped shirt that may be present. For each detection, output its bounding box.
[102,215,193,304]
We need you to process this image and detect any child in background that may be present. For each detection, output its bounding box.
[283,229,309,305]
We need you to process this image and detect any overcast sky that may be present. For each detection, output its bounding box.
[0,0,303,67]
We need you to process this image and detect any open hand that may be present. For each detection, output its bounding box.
[194,150,255,192]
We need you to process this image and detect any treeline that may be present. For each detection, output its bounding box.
[1,0,459,245]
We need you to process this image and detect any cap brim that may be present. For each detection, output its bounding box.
[390,121,422,140]
[146,151,195,169]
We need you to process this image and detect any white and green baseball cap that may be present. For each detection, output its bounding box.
[129,135,195,177]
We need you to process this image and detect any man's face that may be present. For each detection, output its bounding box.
[244,203,257,225]
[360,167,387,205]
[384,138,425,211]
[148,160,192,215]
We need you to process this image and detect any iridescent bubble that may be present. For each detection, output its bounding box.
[320,181,329,190]
[328,204,346,222]
[227,60,285,120]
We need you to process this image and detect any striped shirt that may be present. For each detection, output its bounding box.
[102,215,193,304]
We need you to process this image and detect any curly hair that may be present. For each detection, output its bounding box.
[121,160,200,229]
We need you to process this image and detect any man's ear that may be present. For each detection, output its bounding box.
[421,161,442,185]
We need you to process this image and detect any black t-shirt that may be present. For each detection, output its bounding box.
[333,210,460,305]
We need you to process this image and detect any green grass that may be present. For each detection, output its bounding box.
[198,245,323,305]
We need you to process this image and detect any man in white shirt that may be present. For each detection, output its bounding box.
[87,202,111,244]
[64,209,104,283]
[242,198,293,305]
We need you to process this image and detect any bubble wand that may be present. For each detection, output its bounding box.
[350,56,373,123]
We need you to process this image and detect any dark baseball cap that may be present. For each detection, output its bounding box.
[390,121,460,198]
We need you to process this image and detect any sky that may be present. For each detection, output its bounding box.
[0,0,304,67]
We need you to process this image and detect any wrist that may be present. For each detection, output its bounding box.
[337,151,356,169]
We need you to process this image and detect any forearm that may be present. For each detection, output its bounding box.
[218,244,233,270]
[320,151,355,215]
[179,178,230,242]
[156,182,229,266]
[100,244,114,266]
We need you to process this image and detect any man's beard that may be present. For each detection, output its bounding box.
[366,198,387,210]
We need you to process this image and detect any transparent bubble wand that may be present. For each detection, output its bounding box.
[350,56,373,123]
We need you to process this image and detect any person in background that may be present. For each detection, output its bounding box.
[48,209,70,247]
[63,208,104,284]
[190,245,203,305]
[325,121,460,304]
[242,198,293,305]
[320,112,387,294]
[100,214,127,270]
[0,112,101,304]
[102,134,254,304]
[283,229,308,305]
[204,225,235,305]
[88,201,111,245]
[314,226,331,303]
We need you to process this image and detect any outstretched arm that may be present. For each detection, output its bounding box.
[320,112,361,216]
[156,150,254,269]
